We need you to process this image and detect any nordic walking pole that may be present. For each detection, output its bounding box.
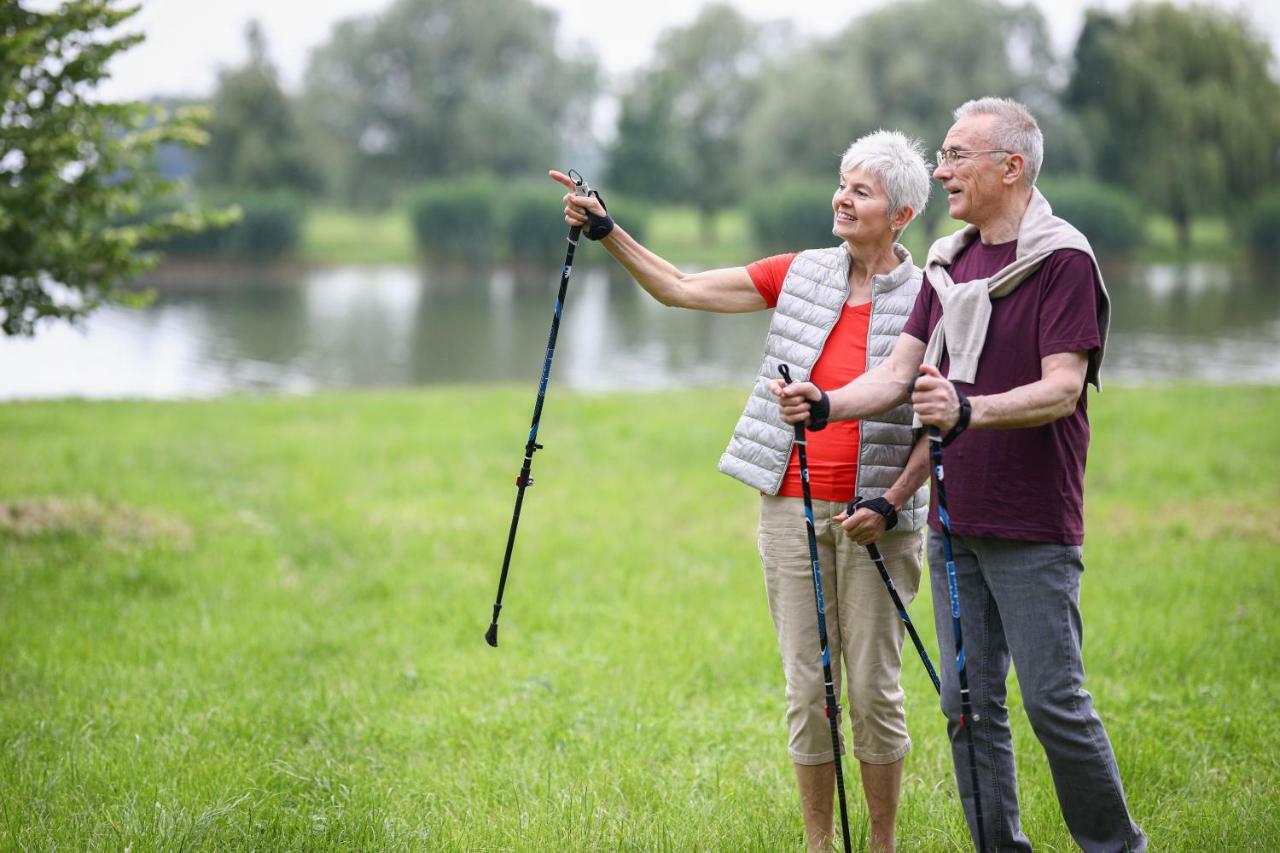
[778,363,852,853]
[926,423,988,852]
[847,495,941,694]
[485,169,593,648]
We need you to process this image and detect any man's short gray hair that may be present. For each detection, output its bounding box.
[839,129,931,233]
[954,97,1044,186]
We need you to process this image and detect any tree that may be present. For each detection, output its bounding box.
[741,0,1073,237]
[739,43,875,189]
[1066,3,1280,249]
[0,1,222,336]
[606,4,780,239]
[200,21,316,193]
[606,80,691,205]
[299,0,596,206]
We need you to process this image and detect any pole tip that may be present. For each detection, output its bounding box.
[484,623,499,647]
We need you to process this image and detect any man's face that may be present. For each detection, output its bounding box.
[933,114,1010,226]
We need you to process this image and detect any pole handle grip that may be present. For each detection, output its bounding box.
[567,168,591,197]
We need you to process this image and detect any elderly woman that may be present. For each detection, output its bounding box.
[550,130,932,852]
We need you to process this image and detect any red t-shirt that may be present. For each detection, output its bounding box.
[901,241,1102,544]
[746,254,870,503]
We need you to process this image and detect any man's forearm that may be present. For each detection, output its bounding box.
[969,355,1087,429]
[970,382,1078,428]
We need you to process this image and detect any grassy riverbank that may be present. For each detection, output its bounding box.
[1,386,1277,849]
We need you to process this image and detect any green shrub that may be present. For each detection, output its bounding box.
[139,189,305,259]
[503,180,573,263]
[407,174,499,263]
[745,180,837,255]
[1037,178,1144,253]
[221,191,305,258]
[1244,190,1280,255]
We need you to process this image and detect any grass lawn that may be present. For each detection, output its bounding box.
[1,386,1277,849]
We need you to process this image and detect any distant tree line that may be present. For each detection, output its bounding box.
[187,0,1280,254]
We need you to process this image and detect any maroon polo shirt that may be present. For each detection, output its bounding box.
[902,240,1103,545]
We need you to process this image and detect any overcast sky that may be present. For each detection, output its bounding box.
[93,0,1280,101]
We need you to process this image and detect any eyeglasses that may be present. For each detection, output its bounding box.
[935,147,1012,168]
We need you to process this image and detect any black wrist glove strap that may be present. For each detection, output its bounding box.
[808,389,831,431]
[848,495,899,530]
[584,189,614,241]
[941,390,971,447]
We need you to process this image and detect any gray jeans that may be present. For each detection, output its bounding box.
[927,531,1146,853]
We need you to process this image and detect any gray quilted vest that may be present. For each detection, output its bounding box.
[717,244,928,531]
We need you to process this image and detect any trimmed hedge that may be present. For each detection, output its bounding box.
[407,174,500,264]
[1037,178,1144,253]
[745,180,838,255]
[1244,190,1280,255]
[503,180,570,263]
[409,175,650,263]
[147,190,306,259]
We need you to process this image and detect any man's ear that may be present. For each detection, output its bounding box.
[1003,153,1026,186]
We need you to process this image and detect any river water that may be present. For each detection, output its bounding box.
[2,258,1277,400]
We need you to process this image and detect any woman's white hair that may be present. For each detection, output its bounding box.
[954,97,1044,187]
[839,130,932,234]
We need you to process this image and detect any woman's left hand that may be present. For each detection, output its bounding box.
[835,507,887,545]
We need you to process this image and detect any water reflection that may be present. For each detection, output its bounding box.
[1,257,1277,399]
[1103,259,1280,382]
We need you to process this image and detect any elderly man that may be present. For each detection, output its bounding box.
[772,98,1146,851]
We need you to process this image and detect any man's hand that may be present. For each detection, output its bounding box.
[911,363,961,430]
[835,506,888,545]
[767,377,822,425]
[549,170,605,227]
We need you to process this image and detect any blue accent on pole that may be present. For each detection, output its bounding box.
[926,419,988,852]
[948,561,960,617]
[536,348,553,398]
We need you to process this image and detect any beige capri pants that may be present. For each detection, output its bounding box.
[758,494,925,765]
